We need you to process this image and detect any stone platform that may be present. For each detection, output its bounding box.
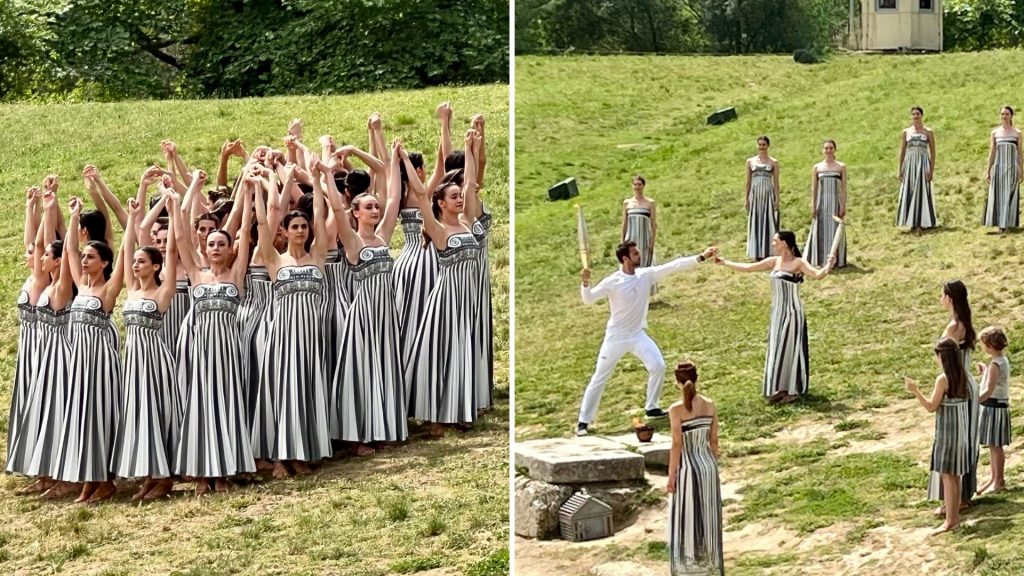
[515,437,645,484]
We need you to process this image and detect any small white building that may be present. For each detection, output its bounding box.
[848,0,943,51]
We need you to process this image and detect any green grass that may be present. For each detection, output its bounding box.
[515,51,1024,573]
[0,85,508,574]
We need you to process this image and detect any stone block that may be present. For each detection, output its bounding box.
[515,437,646,484]
[590,561,659,576]
[604,432,672,468]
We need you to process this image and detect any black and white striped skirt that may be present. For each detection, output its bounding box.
[930,398,970,476]
[979,399,1012,447]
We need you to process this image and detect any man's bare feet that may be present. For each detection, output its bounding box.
[292,461,312,475]
[355,444,375,457]
[86,482,116,504]
[272,461,291,480]
[143,479,173,500]
[75,482,96,503]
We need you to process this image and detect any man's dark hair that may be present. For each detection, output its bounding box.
[616,241,637,264]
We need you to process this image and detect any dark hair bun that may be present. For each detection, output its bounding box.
[675,361,698,384]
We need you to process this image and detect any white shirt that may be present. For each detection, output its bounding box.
[581,255,702,339]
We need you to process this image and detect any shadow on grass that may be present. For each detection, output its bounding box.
[899,225,964,236]
[830,263,872,276]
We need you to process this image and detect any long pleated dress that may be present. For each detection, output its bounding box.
[393,208,438,370]
[408,226,484,424]
[161,279,191,357]
[175,283,256,477]
[252,266,331,461]
[928,343,979,503]
[747,160,779,260]
[52,295,122,483]
[474,209,494,412]
[110,298,180,479]
[928,389,970,478]
[896,132,937,229]
[323,249,351,374]
[984,136,1020,229]
[762,271,809,398]
[22,293,71,478]
[669,415,724,576]
[804,170,846,268]
[979,356,1011,447]
[238,265,272,427]
[332,247,407,443]
[624,205,656,294]
[5,287,38,474]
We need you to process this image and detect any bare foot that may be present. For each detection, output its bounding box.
[984,483,1006,494]
[780,394,800,405]
[292,461,312,475]
[355,444,376,457]
[766,390,787,404]
[143,479,173,500]
[41,482,78,500]
[195,480,212,496]
[75,482,96,503]
[15,479,49,495]
[929,522,959,536]
[428,423,445,439]
[86,482,117,504]
[214,478,231,492]
[272,461,291,480]
[133,478,157,501]
[255,459,275,472]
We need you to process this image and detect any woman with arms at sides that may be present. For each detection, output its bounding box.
[896,106,937,231]
[667,361,723,576]
[109,196,182,500]
[927,280,979,512]
[52,196,126,503]
[406,130,486,437]
[906,338,971,534]
[173,170,256,495]
[330,140,406,454]
[715,231,835,404]
[804,140,847,268]
[745,136,781,261]
[250,158,332,478]
[983,106,1022,232]
[622,175,657,294]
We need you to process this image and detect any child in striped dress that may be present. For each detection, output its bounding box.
[976,326,1011,495]
[906,337,971,534]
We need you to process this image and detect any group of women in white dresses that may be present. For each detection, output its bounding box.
[5,105,495,501]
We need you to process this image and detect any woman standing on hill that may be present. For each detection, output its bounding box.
[984,106,1021,232]
[714,231,835,404]
[897,107,937,231]
[745,136,781,261]
[666,361,724,576]
[804,140,846,268]
[622,175,657,294]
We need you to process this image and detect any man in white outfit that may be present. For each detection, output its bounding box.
[577,241,717,436]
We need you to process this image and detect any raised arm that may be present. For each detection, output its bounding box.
[338,145,385,184]
[157,196,179,312]
[471,114,487,187]
[407,171,447,251]
[325,167,362,261]
[218,139,247,188]
[87,167,128,232]
[139,194,168,247]
[120,199,141,293]
[230,183,254,285]
[253,173,280,270]
[24,186,41,254]
[461,130,482,222]
[307,159,330,261]
[82,167,116,246]
[377,141,405,244]
[172,188,202,281]
[65,198,85,288]
[427,101,452,190]
[162,140,192,187]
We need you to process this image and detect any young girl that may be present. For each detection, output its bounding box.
[906,338,971,534]
[976,326,1011,495]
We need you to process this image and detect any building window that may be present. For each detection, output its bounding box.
[919,0,932,9]
[878,0,896,8]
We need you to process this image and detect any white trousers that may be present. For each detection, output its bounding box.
[578,331,666,424]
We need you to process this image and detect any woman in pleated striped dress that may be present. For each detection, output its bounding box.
[928,280,979,511]
[804,140,847,268]
[975,326,1011,495]
[52,196,125,503]
[666,361,723,576]
[469,114,494,413]
[897,107,937,231]
[330,141,407,453]
[622,175,657,294]
[109,198,182,500]
[407,131,485,437]
[715,231,835,404]
[745,136,780,261]
[250,160,332,477]
[983,106,1022,232]
[906,338,971,534]
[7,189,43,477]
[393,153,439,380]
[174,170,256,495]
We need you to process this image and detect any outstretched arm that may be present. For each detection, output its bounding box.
[648,246,716,282]
[715,255,775,273]
[906,375,946,413]
[799,254,835,280]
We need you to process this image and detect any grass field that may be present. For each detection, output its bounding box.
[515,52,1024,574]
[0,84,509,575]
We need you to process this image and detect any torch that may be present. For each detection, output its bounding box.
[576,204,591,270]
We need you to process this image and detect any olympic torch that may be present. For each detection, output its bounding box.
[830,214,846,263]
[576,205,591,270]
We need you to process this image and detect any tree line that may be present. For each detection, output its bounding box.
[0,0,508,102]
